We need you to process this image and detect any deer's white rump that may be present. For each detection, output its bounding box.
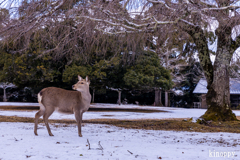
[34,75,91,137]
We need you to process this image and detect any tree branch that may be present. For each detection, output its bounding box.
[147,0,176,11]
[178,19,213,87]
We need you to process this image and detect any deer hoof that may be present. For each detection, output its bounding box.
[79,134,82,137]
[49,133,54,136]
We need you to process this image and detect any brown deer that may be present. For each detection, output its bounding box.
[34,75,91,137]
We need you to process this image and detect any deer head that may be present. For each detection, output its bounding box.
[72,75,90,92]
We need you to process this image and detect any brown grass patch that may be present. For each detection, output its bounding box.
[85,119,240,133]
[1,115,240,133]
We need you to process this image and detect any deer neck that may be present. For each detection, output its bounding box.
[79,89,91,104]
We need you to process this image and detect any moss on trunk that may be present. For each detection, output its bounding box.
[201,103,237,121]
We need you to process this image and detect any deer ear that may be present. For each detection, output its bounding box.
[78,75,82,81]
[86,76,89,82]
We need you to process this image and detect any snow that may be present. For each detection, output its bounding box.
[0,103,205,120]
[0,102,39,106]
[193,79,240,94]
[0,103,240,160]
[0,123,239,160]
[1,103,240,120]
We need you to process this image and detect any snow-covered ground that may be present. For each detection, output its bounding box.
[0,123,239,160]
[0,102,39,107]
[1,102,240,120]
[0,103,240,160]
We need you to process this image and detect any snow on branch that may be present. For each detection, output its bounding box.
[86,1,177,31]
[82,14,176,35]
[122,17,176,29]
[180,19,198,27]
[147,0,176,11]
[0,82,17,89]
[0,0,66,36]
[80,16,135,30]
[106,86,122,91]
[95,28,139,35]
[202,5,240,11]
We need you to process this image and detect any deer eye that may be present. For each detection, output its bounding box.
[81,82,84,84]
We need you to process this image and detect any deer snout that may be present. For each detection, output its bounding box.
[72,85,75,89]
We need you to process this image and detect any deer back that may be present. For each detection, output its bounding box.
[39,87,84,113]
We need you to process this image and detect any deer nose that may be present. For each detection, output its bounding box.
[72,85,74,89]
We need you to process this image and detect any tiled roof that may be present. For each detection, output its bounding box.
[193,78,240,94]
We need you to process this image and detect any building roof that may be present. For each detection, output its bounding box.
[193,78,240,94]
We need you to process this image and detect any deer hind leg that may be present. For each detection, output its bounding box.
[75,111,83,137]
[43,107,55,136]
[34,103,45,136]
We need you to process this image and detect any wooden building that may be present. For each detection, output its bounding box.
[193,79,240,109]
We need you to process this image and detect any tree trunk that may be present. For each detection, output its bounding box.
[117,90,121,105]
[3,88,7,102]
[92,88,95,103]
[202,55,236,121]
[155,89,163,106]
[180,21,237,121]
[165,91,168,107]
[201,26,237,121]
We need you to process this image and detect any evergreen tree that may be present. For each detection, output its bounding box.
[124,50,172,106]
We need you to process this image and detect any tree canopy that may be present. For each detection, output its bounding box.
[124,51,172,90]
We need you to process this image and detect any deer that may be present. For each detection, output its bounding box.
[34,75,91,137]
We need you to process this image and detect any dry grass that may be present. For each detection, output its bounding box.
[1,115,240,133]
[86,119,240,133]
[1,106,239,133]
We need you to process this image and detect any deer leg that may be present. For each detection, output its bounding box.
[43,107,55,136]
[75,111,83,137]
[34,108,45,136]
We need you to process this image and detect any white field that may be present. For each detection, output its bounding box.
[0,102,240,160]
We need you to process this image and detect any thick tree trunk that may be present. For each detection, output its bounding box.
[201,26,237,121]
[180,22,237,121]
[155,89,163,106]
[202,60,236,121]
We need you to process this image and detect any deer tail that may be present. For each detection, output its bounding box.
[38,91,45,111]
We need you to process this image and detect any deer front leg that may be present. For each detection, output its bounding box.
[75,111,83,137]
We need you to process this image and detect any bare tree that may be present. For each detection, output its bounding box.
[0,82,16,102]
[0,0,122,59]
[1,0,240,120]
[81,0,240,121]
[107,87,122,105]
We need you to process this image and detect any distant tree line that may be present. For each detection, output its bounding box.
[0,36,173,104]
